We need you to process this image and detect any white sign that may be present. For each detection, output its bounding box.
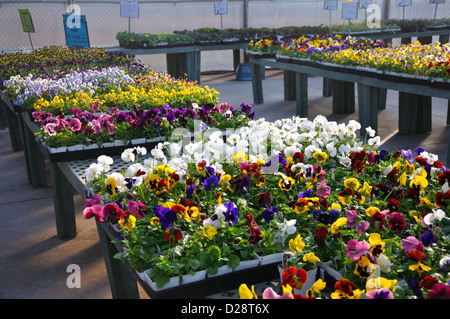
[430,0,445,3]
[359,0,373,9]
[396,0,412,6]
[324,0,338,10]
[214,2,228,15]
[342,1,358,20]
[120,1,139,19]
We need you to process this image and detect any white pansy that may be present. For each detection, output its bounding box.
[366,126,376,137]
[423,209,446,226]
[376,253,392,273]
[85,163,103,182]
[121,148,135,162]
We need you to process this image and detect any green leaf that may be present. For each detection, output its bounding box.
[188,258,200,270]
[208,245,221,260]
[207,264,218,276]
[227,254,240,269]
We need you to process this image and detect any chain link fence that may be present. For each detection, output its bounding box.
[1,0,449,72]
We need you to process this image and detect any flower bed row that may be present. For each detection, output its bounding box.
[0,46,137,90]
[83,115,449,298]
[247,34,450,82]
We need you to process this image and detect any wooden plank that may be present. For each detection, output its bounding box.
[250,62,264,104]
[4,105,23,151]
[295,72,308,117]
[50,162,77,239]
[96,222,140,299]
[323,78,332,97]
[358,84,381,135]
[332,80,355,114]
[284,70,296,101]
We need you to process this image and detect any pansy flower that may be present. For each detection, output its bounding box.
[153,205,177,230]
[281,266,308,290]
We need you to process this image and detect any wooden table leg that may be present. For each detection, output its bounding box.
[251,62,264,104]
[398,92,432,134]
[284,70,296,101]
[332,80,355,114]
[96,222,140,299]
[295,72,308,117]
[50,162,76,239]
[358,84,381,136]
[22,116,48,186]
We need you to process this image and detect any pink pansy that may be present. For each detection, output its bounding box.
[69,117,82,132]
[401,236,424,253]
[44,123,58,136]
[345,209,358,227]
[356,221,369,235]
[83,204,104,222]
[316,180,331,198]
[128,200,147,218]
[84,193,101,208]
[346,239,371,261]
[91,101,100,112]
[262,287,293,299]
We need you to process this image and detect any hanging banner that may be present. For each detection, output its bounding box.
[18,9,35,33]
[63,14,90,48]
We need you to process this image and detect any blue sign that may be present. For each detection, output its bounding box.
[63,14,90,48]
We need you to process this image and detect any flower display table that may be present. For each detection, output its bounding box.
[248,56,450,166]
[105,42,248,84]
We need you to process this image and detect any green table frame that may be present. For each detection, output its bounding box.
[249,56,450,166]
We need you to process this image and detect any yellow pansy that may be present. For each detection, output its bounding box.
[118,214,136,231]
[198,225,217,238]
[239,284,258,299]
[307,279,327,297]
[313,151,328,163]
[366,277,397,292]
[303,252,321,263]
[365,206,380,217]
[330,217,347,234]
[289,234,305,255]
[344,177,360,191]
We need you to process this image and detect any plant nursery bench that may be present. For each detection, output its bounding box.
[106,42,248,84]
[248,56,450,166]
[49,155,283,299]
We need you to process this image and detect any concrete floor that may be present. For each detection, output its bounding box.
[0,69,448,299]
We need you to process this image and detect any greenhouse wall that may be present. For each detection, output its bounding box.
[1,0,449,72]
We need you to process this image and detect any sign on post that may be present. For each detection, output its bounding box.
[342,1,359,20]
[120,1,139,19]
[214,2,228,15]
[323,0,338,10]
[359,0,373,9]
[63,14,90,48]
[18,9,35,33]
[396,0,412,6]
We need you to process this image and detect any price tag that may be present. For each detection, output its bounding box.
[324,0,338,10]
[63,14,90,48]
[18,9,35,33]
[214,2,228,15]
[120,1,139,19]
[342,1,358,20]
[396,0,412,6]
